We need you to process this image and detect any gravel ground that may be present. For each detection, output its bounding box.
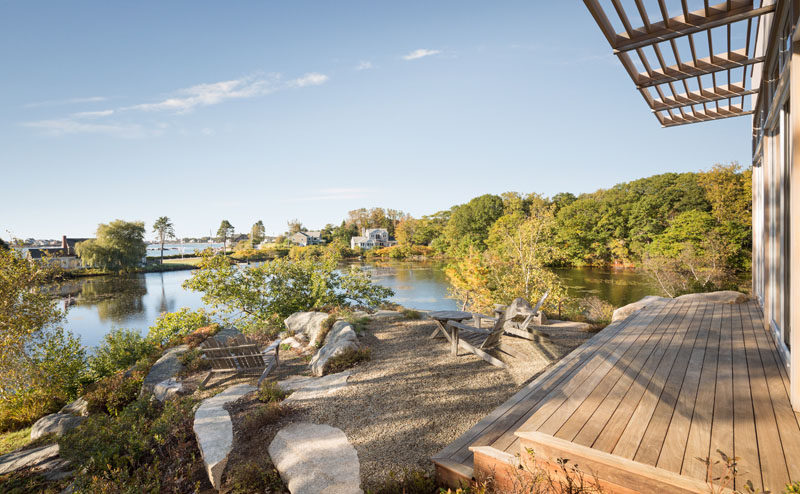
[278,315,595,489]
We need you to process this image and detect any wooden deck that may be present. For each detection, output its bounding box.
[433,300,800,493]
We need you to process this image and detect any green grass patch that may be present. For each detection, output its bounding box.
[0,427,33,456]
[257,381,289,404]
[400,308,422,320]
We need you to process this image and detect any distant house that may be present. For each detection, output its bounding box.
[289,231,324,247]
[24,235,91,270]
[257,236,277,249]
[350,228,397,250]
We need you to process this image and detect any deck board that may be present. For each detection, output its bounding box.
[433,299,800,493]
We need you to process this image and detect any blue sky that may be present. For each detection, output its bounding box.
[1,1,752,240]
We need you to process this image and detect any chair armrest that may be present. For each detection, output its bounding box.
[447,320,491,335]
[263,339,282,355]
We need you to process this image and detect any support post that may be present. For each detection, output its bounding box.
[790,37,800,411]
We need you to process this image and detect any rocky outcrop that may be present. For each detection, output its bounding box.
[212,327,243,344]
[611,295,671,322]
[0,444,61,475]
[611,291,749,323]
[285,311,330,345]
[153,378,183,402]
[59,397,88,417]
[268,422,362,494]
[278,371,352,403]
[193,383,256,490]
[309,321,358,376]
[370,310,402,321]
[675,290,748,304]
[30,414,85,440]
[140,344,189,396]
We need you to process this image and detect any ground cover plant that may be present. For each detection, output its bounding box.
[324,347,372,374]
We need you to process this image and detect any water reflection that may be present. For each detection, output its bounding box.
[58,262,661,348]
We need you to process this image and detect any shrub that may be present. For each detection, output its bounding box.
[0,326,87,432]
[182,323,221,347]
[87,328,156,381]
[147,308,212,346]
[60,397,208,492]
[240,402,289,436]
[178,348,211,375]
[365,468,438,494]
[226,456,285,494]
[316,314,338,348]
[324,347,372,375]
[0,469,69,494]
[257,380,288,403]
[401,308,422,320]
[84,371,144,416]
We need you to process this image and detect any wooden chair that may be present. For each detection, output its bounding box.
[495,291,549,339]
[199,335,281,387]
[445,311,509,368]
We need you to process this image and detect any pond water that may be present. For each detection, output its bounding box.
[58,262,662,348]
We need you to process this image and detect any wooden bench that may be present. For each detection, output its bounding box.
[199,335,281,387]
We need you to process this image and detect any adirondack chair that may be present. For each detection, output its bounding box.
[199,335,281,387]
[445,310,509,368]
[495,291,549,337]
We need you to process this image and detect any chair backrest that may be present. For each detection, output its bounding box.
[200,335,265,371]
[482,309,510,349]
[532,291,549,314]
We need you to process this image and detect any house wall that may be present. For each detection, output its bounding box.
[752,1,800,409]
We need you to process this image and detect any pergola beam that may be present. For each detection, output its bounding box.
[613,1,775,53]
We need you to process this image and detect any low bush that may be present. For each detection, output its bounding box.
[178,348,211,375]
[316,314,338,347]
[60,397,208,492]
[0,469,70,494]
[87,328,156,381]
[147,307,213,346]
[324,347,372,375]
[257,380,289,403]
[345,314,371,333]
[365,468,438,494]
[84,370,144,416]
[182,323,221,347]
[401,308,422,320]
[225,456,286,494]
[240,402,289,437]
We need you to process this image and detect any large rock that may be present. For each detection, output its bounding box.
[212,327,243,344]
[59,397,88,417]
[279,371,352,403]
[285,311,330,345]
[611,295,671,322]
[30,413,85,440]
[675,290,748,304]
[309,321,358,376]
[0,444,60,475]
[268,422,362,494]
[153,378,183,402]
[193,383,256,490]
[140,344,189,396]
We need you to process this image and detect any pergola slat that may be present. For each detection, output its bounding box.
[634,49,763,88]
[651,84,758,111]
[613,1,774,53]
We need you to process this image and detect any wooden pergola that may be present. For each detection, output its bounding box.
[584,0,776,127]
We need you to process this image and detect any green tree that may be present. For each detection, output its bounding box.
[0,249,86,430]
[251,220,266,247]
[152,216,175,264]
[76,220,147,272]
[217,220,234,254]
[444,194,504,254]
[0,238,8,250]
[184,251,393,329]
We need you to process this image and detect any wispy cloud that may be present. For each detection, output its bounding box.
[288,72,329,88]
[355,61,373,71]
[21,119,154,138]
[24,96,108,108]
[23,71,329,137]
[289,187,370,202]
[125,76,279,113]
[71,109,114,118]
[402,48,440,61]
